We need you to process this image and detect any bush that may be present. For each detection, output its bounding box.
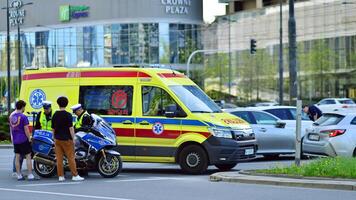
[0,115,10,141]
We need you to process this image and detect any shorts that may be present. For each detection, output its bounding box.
[14,141,32,155]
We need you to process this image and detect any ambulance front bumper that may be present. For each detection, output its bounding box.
[202,136,258,165]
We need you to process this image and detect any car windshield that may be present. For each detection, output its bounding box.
[314,114,344,126]
[170,85,221,113]
[338,99,355,104]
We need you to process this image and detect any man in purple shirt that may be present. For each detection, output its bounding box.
[9,100,35,181]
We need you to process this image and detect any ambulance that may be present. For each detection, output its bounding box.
[20,67,257,174]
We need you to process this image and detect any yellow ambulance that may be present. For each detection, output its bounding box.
[20,67,257,174]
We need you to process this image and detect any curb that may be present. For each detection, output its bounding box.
[0,145,13,149]
[210,171,356,191]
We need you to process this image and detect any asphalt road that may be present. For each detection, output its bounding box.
[0,149,354,200]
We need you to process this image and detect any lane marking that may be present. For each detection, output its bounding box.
[0,187,134,200]
[105,177,186,183]
[17,182,83,187]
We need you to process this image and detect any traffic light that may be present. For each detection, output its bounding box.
[250,39,257,55]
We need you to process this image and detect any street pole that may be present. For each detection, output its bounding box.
[279,0,283,105]
[295,100,302,166]
[17,21,21,95]
[288,0,297,104]
[288,0,301,166]
[228,17,232,95]
[6,0,11,115]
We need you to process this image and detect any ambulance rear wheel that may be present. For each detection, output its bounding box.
[179,145,208,174]
[215,163,237,171]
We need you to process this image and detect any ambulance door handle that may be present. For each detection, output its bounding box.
[122,120,133,125]
[139,121,150,125]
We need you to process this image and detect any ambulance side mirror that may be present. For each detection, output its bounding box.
[165,104,187,118]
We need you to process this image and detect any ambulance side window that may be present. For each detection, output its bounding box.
[79,86,133,116]
[142,86,177,117]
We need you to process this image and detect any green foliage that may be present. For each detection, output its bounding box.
[257,157,356,179]
[0,115,10,141]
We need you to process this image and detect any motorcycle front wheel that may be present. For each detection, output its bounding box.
[33,161,56,178]
[97,154,122,178]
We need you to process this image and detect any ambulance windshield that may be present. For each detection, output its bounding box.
[170,85,221,113]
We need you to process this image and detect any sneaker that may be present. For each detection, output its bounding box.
[58,176,65,182]
[72,175,84,181]
[17,174,25,181]
[12,172,17,178]
[27,173,35,181]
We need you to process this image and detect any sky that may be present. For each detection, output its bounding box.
[203,0,226,23]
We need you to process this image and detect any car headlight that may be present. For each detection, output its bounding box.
[209,128,233,139]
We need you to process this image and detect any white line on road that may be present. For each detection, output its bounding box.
[17,182,83,187]
[105,177,187,183]
[0,187,135,200]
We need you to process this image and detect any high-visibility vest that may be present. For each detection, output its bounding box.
[39,111,52,131]
[74,111,90,129]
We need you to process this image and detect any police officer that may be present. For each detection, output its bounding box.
[71,104,93,132]
[35,101,53,131]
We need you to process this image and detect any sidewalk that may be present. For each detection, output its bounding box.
[210,171,356,191]
[0,144,13,149]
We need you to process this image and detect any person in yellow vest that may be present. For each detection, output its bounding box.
[71,104,93,132]
[35,101,53,131]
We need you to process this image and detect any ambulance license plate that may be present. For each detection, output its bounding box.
[245,148,254,155]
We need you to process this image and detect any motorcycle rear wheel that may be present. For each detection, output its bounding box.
[34,161,56,178]
[97,154,122,178]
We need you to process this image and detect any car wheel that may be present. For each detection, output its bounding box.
[215,163,237,171]
[179,145,208,175]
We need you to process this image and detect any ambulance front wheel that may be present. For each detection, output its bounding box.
[215,163,237,171]
[179,145,208,174]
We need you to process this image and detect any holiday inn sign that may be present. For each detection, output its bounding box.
[59,5,90,22]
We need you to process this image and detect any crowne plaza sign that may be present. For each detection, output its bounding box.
[161,0,191,15]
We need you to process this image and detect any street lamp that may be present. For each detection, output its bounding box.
[12,1,33,94]
[279,0,284,105]
[2,0,33,113]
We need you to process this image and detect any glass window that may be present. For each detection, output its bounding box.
[265,108,292,120]
[319,100,336,105]
[232,111,254,124]
[314,114,344,126]
[170,85,221,113]
[350,117,356,125]
[252,111,277,125]
[142,86,178,117]
[79,86,133,116]
[338,99,355,104]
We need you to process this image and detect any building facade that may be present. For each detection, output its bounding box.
[204,0,356,103]
[0,0,203,71]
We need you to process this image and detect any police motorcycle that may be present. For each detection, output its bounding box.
[31,113,122,178]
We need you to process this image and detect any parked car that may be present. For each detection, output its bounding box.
[252,106,314,136]
[303,112,356,157]
[315,98,356,113]
[225,108,297,158]
[249,102,279,107]
[214,100,238,109]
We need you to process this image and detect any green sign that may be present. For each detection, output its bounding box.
[59,5,70,22]
[59,5,90,22]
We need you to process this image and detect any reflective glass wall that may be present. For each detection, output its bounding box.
[0,23,201,68]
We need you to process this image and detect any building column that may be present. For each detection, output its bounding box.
[256,0,263,9]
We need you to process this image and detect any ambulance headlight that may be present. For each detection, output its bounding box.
[209,128,233,139]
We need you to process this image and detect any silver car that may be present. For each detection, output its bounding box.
[226,108,296,158]
[303,112,356,157]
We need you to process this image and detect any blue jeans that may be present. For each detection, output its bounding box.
[13,155,24,173]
